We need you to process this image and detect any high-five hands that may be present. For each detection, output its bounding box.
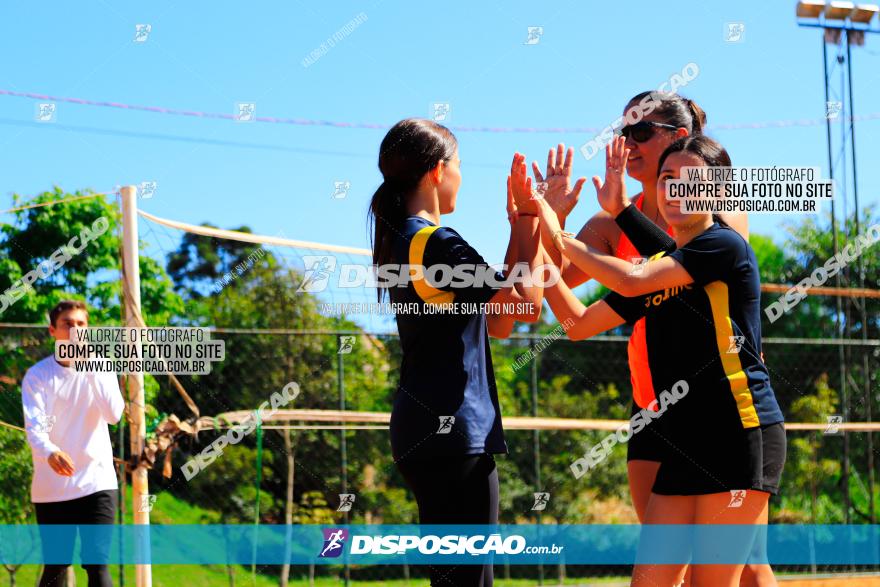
[509,153,538,215]
[593,135,631,217]
[531,144,587,222]
[506,176,518,225]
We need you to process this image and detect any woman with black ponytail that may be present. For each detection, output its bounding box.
[368,118,544,587]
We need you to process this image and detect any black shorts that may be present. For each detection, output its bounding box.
[34,489,118,566]
[626,399,667,462]
[653,422,786,496]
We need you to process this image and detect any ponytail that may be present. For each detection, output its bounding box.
[685,98,706,134]
[369,181,407,282]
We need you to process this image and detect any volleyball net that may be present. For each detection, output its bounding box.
[1,192,879,585]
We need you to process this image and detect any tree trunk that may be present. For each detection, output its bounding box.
[226,564,235,587]
[280,428,296,587]
[65,566,75,586]
[4,565,17,587]
[810,444,819,575]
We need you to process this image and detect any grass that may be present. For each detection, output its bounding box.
[2,565,632,587]
[10,489,856,586]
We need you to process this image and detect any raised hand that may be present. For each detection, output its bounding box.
[592,135,631,217]
[506,176,518,225]
[509,153,537,214]
[531,143,587,221]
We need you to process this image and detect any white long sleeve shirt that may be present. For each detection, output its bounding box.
[21,355,125,503]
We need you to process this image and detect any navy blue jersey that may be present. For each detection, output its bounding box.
[388,216,507,461]
[604,223,784,431]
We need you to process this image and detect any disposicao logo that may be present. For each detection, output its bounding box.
[319,528,348,558]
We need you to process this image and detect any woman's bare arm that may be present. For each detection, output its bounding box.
[487,155,544,324]
[542,248,626,341]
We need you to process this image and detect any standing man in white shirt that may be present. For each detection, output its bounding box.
[22,300,125,587]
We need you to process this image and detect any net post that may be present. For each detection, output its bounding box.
[120,185,152,587]
[337,335,350,587]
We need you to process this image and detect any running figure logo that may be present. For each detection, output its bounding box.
[727,490,746,508]
[825,101,843,120]
[319,528,349,558]
[297,256,337,293]
[36,103,57,123]
[332,181,351,199]
[532,181,549,200]
[524,26,544,45]
[338,336,355,355]
[531,492,550,511]
[236,102,256,123]
[436,416,455,434]
[134,24,152,43]
[630,257,648,276]
[337,494,355,512]
[431,103,451,123]
[33,414,56,434]
[139,494,158,513]
[724,22,745,42]
[727,335,745,354]
[825,415,844,435]
[138,181,157,199]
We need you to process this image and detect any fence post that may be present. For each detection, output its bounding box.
[120,185,152,587]
[117,380,126,587]
[530,337,543,586]
[337,335,350,587]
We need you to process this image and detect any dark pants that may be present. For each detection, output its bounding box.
[34,489,117,587]
[397,453,499,587]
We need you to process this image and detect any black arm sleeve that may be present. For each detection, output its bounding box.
[615,204,677,256]
[602,290,648,324]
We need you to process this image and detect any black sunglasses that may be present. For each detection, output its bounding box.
[615,121,678,143]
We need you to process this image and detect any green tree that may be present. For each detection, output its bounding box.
[0,427,36,586]
[158,229,394,541]
[778,375,842,523]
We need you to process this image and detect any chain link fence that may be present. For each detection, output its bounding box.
[1,323,878,584]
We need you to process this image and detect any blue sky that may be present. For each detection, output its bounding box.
[1,0,878,276]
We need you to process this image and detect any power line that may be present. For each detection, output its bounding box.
[4,88,879,134]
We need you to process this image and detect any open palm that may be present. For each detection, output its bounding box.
[531,143,587,221]
[593,135,631,216]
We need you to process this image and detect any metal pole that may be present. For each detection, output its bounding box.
[117,382,126,587]
[120,186,152,587]
[530,338,543,586]
[838,36,852,526]
[845,30,875,524]
[822,35,850,525]
[338,336,350,587]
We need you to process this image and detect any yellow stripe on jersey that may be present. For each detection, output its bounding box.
[705,281,760,428]
[409,226,456,306]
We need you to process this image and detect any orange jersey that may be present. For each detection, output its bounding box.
[613,194,674,410]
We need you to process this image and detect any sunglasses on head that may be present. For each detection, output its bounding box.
[615,121,678,143]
